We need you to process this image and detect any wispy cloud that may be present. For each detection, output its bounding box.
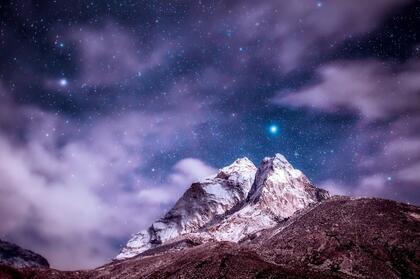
[274,60,420,120]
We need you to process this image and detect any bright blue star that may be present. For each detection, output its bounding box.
[59,78,68,87]
[268,124,280,135]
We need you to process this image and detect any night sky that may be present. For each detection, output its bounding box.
[1,0,419,270]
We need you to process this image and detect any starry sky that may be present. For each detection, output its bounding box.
[0,0,419,270]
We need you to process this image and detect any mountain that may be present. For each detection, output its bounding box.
[117,153,329,259]
[1,153,419,278]
[3,197,419,279]
[0,239,49,269]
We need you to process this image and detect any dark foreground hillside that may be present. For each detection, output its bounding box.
[0,239,49,269]
[1,197,419,279]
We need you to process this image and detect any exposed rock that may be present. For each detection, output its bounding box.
[254,197,420,278]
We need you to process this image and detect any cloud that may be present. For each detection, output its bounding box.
[0,83,214,270]
[67,23,167,86]
[320,174,389,199]
[168,158,216,186]
[274,60,420,120]
[206,0,411,72]
[137,158,216,205]
[398,163,420,183]
[0,128,213,269]
[274,59,420,204]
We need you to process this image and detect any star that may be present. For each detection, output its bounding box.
[268,124,280,135]
[59,78,68,87]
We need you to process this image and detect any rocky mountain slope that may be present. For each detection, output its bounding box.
[2,197,419,279]
[252,197,420,278]
[0,239,49,269]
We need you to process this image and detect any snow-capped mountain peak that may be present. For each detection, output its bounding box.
[200,154,329,242]
[244,153,326,218]
[116,154,329,260]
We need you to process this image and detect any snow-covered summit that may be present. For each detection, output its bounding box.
[198,153,329,242]
[247,153,301,203]
[246,153,328,216]
[116,154,329,260]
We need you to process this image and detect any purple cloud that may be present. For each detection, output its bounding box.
[274,60,420,120]
[137,159,216,205]
[0,83,215,269]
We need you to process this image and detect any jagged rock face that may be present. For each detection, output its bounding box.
[116,157,257,259]
[117,153,329,259]
[0,239,49,269]
[202,154,330,242]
